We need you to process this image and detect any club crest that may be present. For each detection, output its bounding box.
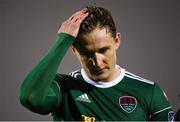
[119,96,137,113]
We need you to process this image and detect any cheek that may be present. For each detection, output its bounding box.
[107,50,116,64]
[108,50,115,57]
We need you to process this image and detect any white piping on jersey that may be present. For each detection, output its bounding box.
[74,73,80,78]
[148,106,172,119]
[153,106,172,115]
[126,71,146,80]
[69,69,79,75]
[81,65,125,88]
[69,69,81,78]
[125,71,154,85]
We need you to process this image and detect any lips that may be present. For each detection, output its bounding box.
[91,68,106,75]
[94,68,104,72]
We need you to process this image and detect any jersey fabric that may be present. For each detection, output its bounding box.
[19,33,174,121]
[51,68,173,121]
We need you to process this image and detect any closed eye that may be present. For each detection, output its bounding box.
[99,47,110,54]
[80,51,93,57]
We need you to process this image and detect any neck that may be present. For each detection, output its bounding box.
[107,65,121,82]
[81,65,125,88]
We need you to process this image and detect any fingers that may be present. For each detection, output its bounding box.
[58,8,88,37]
[69,9,88,24]
[69,8,87,22]
[74,12,88,24]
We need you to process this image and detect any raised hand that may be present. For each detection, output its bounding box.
[58,8,88,37]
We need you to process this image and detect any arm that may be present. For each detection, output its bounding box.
[19,9,88,115]
[148,83,174,121]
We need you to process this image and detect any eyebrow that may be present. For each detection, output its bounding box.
[98,46,110,52]
[78,46,110,56]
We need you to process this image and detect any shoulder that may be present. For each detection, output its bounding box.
[53,69,84,86]
[123,70,166,94]
[123,70,172,113]
[53,69,81,80]
[52,70,93,93]
[69,69,81,78]
[122,70,159,99]
[124,70,155,86]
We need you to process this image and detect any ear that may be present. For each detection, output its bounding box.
[71,45,81,61]
[115,32,121,49]
[71,45,77,55]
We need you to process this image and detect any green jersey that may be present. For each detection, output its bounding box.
[19,33,174,121]
[51,68,173,121]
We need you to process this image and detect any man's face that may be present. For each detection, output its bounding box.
[72,28,120,82]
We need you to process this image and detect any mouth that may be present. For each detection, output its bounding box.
[92,68,107,75]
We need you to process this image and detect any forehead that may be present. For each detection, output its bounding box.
[76,28,115,51]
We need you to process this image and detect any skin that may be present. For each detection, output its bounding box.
[58,8,121,82]
[58,8,89,37]
[72,28,121,82]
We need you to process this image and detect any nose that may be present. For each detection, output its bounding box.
[90,53,103,68]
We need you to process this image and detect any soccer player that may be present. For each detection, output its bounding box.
[19,6,174,121]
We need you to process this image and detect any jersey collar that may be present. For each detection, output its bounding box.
[81,65,125,88]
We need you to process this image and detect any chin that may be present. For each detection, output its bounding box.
[92,73,109,82]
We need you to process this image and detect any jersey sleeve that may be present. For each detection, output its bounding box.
[19,33,75,115]
[148,83,174,121]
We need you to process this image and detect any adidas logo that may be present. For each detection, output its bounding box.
[76,93,91,103]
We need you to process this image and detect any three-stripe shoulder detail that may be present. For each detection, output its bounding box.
[69,69,81,78]
[125,71,154,85]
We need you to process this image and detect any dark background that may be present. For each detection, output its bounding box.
[0,0,180,121]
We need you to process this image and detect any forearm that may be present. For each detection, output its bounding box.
[19,33,75,113]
